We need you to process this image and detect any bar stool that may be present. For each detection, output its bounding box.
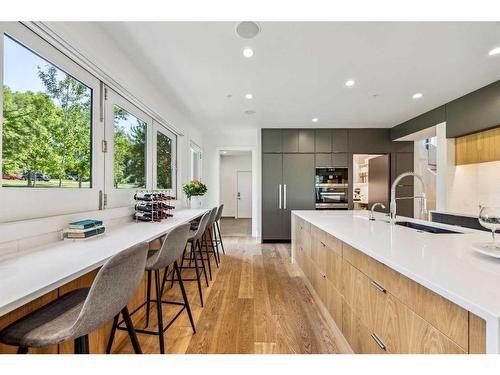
[201,207,221,274]
[106,223,195,354]
[214,204,225,255]
[171,211,211,307]
[0,243,149,354]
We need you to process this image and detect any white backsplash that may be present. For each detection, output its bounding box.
[447,160,500,216]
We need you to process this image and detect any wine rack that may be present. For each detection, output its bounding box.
[133,190,175,222]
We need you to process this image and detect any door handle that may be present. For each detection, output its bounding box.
[237,192,241,200]
[278,184,282,209]
[370,333,387,351]
[284,184,287,210]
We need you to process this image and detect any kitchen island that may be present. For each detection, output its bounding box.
[292,210,500,354]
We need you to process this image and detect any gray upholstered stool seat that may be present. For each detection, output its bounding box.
[0,288,89,348]
[0,243,149,354]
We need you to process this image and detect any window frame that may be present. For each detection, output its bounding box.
[0,22,103,222]
[153,121,177,197]
[104,87,152,209]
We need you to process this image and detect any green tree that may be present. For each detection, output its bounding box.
[2,86,61,187]
[156,132,172,189]
[38,65,91,187]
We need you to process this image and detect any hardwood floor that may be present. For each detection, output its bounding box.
[114,236,351,354]
[220,217,252,237]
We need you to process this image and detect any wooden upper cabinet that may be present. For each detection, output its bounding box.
[298,129,315,152]
[332,129,348,152]
[315,129,332,152]
[262,129,282,153]
[455,126,500,165]
[282,129,299,152]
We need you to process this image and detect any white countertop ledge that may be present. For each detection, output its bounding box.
[0,208,207,318]
[292,210,500,353]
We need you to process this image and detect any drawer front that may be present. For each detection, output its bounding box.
[342,300,387,354]
[310,226,327,273]
[325,243,343,290]
[310,262,327,304]
[376,293,465,354]
[325,278,343,327]
[342,243,469,350]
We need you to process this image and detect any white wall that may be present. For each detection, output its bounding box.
[220,154,252,217]
[202,128,261,237]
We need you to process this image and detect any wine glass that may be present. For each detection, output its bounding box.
[478,207,500,250]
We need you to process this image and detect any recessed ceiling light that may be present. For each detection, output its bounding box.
[412,93,423,99]
[244,110,256,115]
[245,93,253,99]
[221,151,227,154]
[243,48,254,58]
[236,22,261,39]
[489,47,500,56]
[312,118,319,123]
[345,79,355,87]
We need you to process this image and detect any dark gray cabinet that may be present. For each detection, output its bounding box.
[262,152,315,241]
[315,153,331,167]
[262,153,284,240]
[282,129,299,152]
[262,129,282,153]
[315,129,332,152]
[332,129,348,152]
[332,153,348,167]
[282,154,315,239]
[298,130,315,152]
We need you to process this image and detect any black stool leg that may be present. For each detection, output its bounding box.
[121,306,142,354]
[202,233,213,281]
[216,221,225,254]
[74,335,89,354]
[174,261,196,334]
[209,229,219,267]
[106,314,119,353]
[154,270,165,354]
[160,265,169,296]
[191,241,204,307]
[145,270,152,328]
[197,239,209,287]
[17,347,28,354]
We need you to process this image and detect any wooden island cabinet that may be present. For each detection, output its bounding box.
[292,215,487,354]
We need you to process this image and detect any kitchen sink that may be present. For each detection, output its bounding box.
[395,221,463,234]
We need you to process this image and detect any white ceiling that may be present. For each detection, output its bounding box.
[97,22,500,134]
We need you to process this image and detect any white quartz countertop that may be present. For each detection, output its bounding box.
[292,210,500,353]
[0,208,207,317]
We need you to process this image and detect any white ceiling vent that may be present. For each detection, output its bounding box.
[236,22,261,39]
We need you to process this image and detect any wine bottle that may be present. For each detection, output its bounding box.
[134,192,153,201]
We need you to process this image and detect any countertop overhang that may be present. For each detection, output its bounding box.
[292,210,500,353]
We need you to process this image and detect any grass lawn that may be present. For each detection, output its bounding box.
[2,179,91,188]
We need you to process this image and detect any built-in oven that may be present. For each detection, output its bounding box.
[315,167,349,209]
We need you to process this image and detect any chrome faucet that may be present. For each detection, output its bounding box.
[389,172,427,225]
[369,203,386,221]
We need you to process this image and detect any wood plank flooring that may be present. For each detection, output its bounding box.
[114,236,350,354]
[220,217,252,237]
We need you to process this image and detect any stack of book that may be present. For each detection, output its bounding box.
[64,219,105,240]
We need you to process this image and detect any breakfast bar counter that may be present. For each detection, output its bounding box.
[0,208,207,318]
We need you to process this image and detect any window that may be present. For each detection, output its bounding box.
[156,131,173,189]
[190,143,202,181]
[113,105,146,189]
[2,35,92,188]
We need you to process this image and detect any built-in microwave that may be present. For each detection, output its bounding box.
[315,167,348,209]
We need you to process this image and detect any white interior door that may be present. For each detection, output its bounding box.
[236,171,252,218]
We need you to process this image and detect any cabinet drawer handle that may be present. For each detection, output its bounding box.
[320,272,326,278]
[371,280,387,294]
[320,241,326,247]
[370,333,387,350]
